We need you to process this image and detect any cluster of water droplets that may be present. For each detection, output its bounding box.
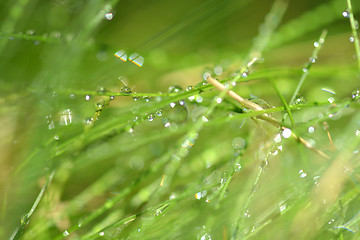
[114,50,144,67]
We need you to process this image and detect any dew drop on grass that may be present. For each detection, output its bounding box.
[299,169,307,178]
[164,122,170,127]
[282,128,292,138]
[313,41,319,48]
[216,97,222,104]
[232,137,245,149]
[328,97,335,103]
[133,96,140,101]
[54,135,60,141]
[59,109,73,126]
[356,130,360,137]
[120,86,132,94]
[99,232,105,236]
[186,85,194,91]
[244,209,251,218]
[96,100,105,111]
[168,85,183,94]
[156,110,162,116]
[147,114,154,122]
[196,96,203,103]
[128,53,144,67]
[308,126,315,133]
[195,190,207,200]
[241,71,248,78]
[214,65,223,75]
[114,50,127,62]
[63,230,70,236]
[203,72,211,81]
[97,86,107,94]
[351,88,360,100]
[274,133,282,143]
[279,202,287,213]
[293,95,306,105]
[105,12,113,20]
[143,96,151,102]
[342,10,349,18]
[179,100,185,105]
[170,102,176,108]
[350,36,355,43]
[85,95,91,101]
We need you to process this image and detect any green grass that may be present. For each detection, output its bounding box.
[1,0,360,239]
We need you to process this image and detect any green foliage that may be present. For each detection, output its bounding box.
[1,0,360,239]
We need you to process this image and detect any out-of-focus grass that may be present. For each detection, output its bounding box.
[0,0,360,239]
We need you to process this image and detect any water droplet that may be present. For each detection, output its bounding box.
[59,109,73,126]
[133,96,140,101]
[313,176,320,186]
[293,95,306,105]
[235,163,242,172]
[232,137,245,149]
[328,97,335,103]
[143,96,151,102]
[350,36,355,43]
[105,12,113,20]
[351,88,360,100]
[279,202,287,213]
[244,209,251,218]
[147,114,154,122]
[195,190,207,200]
[308,126,315,134]
[114,50,127,62]
[128,53,144,67]
[282,128,292,138]
[168,85,183,94]
[170,102,176,108]
[54,135,60,141]
[96,86,107,94]
[201,116,209,123]
[302,67,308,73]
[164,122,170,128]
[156,110,162,116]
[299,169,307,178]
[200,233,212,240]
[196,96,203,103]
[356,129,360,137]
[99,231,105,236]
[274,133,282,143]
[342,10,349,18]
[214,65,223,75]
[120,86,132,94]
[186,86,194,91]
[26,29,34,35]
[216,97,222,104]
[169,193,176,199]
[85,95,91,101]
[309,57,317,63]
[63,230,70,236]
[241,71,248,78]
[96,100,105,111]
[179,100,185,105]
[314,41,319,48]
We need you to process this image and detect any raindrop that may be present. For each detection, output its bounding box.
[63,230,70,237]
[99,232,105,236]
[133,96,140,101]
[168,85,183,94]
[214,65,223,75]
[216,98,222,104]
[309,57,317,63]
[350,36,355,43]
[293,95,306,105]
[302,67,308,73]
[156,110,162,116]
[105,12,113,20]
[232,137,246,149]
[120,86,132,94]
[342,10,349,18]
[85,95,91,101]
[143,96,151,102]
[54,135,60,141]
[308,126,315,134]
[129,53,144,67]
[96,100,105,111]
[114,50,127,62]
[195,190,207,200]
[313,41,319,48]
[96,86,107,94]
[279,202,287,213]
[147,114,154,122]
[164,122,170,128]
[170,102,176,108]
[26,29,34,35]
[196,96,204,103]
[201,116,209,123]
[351,88,360,100]
[299,169,307,178]
[244,209,250,218]
[274,133,282,143]
[203,71,212,81]
[186,86,194,91]
[179,100,185,105]
[282,128,292,138]
[59,109,73,126]
[235,163,242,172]
[328,97,335,103]
[241,71,248,78]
